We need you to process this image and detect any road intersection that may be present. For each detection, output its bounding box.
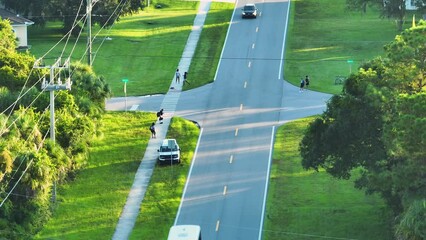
[108,0,331,239]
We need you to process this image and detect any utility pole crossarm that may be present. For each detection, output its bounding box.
[34,56,72,203]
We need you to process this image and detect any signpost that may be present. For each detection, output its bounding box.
[122,78,128,111]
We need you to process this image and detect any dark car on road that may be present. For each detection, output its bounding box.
[242,3,258,18]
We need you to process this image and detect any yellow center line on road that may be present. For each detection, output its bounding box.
[235,128,239,136]
[223,185,227,195]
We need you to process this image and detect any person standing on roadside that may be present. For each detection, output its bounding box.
[150,122,156,138]
[175,69,181,83]
[183,71,190,86]
[299,77,305,92]
[305,75,310,89]
[156,109,164,124]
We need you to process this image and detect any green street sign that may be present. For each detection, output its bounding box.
[122,78,129,83]
[347,60,354,64]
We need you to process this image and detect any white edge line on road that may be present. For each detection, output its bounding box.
[278,0,291,80]
[214,0,239,81]
[174,127,204,226]
[258,126,275,240]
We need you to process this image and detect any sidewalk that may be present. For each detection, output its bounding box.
[111,1,212,239]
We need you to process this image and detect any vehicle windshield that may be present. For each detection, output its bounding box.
[244,5,255,11]
[160,146,177,152]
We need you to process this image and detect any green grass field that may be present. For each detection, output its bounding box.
[183,2,234,90]
[35,112,156,239]
[35,113,199,239]
[28,1,233,97]
[31,2,231,238]
[284,0,407,94]
[263,118,393,240]
[129,117,200,239]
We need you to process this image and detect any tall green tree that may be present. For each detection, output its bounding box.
[0,17,17,50]
[0,18,111,238]
[346,0,426,31]
[300,22,426,238]
[384,22,426,92]
[396,199,426,240]
[70,62,112,116]
[1,0,146,33]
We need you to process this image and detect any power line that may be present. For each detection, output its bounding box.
[0,128,50,208]
[2,105,50,184]
[0,0,134,208]
[0,2,84,206]
[86,0,130,64]
[60,0,86,59]
[0,2,87,136]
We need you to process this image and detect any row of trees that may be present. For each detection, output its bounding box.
[346,0,426,30]
[0,18,111,238]
[1,0,147,34]
[300,21,425,239]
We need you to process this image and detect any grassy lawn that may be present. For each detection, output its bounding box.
[263,117,393,240]
[35,112,156,239]
[28,1,234,97]
[129,117,200,239]
[284,0,407,94]
[34,114,199,239]
[28,0,200,97]
[183,2,234,90]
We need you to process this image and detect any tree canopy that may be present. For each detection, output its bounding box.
[1,0,146,33]
[300,21,426,239]
[346,0,426,30]
[0,18,111,238]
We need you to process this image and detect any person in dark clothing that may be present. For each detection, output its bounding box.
[299,78,305,92]
[156,109,164,124]
[150,122,156,138]
[183,71,190,86]
[305,75,310,89]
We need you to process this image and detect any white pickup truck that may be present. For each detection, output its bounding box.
[157,139,181,164]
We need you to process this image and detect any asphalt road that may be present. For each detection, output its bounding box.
[174,1,293,239]
[106,0,331,238]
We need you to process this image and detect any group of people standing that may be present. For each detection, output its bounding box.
[299,75,310,92]
[149,108,164,138]
[175,69,190,85]
[150,68,191,138]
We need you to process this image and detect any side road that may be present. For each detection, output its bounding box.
[111,1,213,239]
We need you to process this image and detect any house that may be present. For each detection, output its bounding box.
[406,0,419,10]
[0,8,34,48]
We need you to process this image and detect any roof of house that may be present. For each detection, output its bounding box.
[0,8,34,25]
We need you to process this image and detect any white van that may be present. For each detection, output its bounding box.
[167,225,201,240]
[157,139,181,164]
